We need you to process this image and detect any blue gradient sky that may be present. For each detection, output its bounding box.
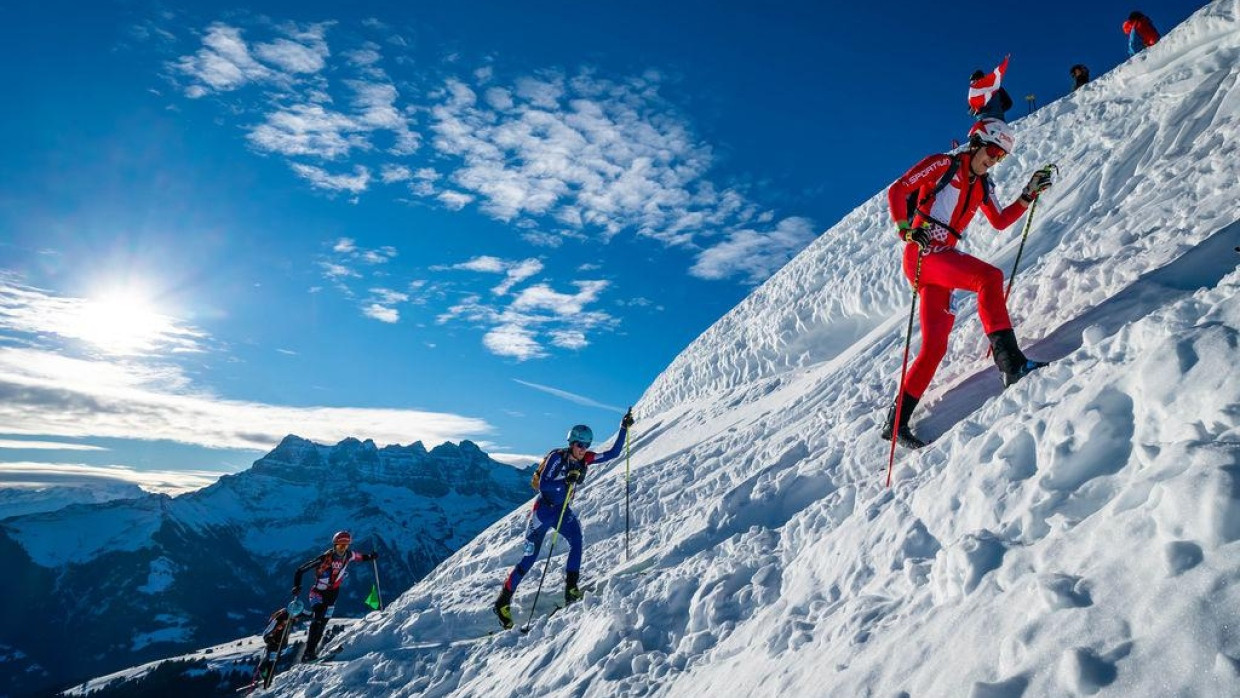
[0,0,1201,491]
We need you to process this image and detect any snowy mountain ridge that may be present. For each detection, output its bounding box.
[248,3,1240,697]
[0,481,146,520]
[0,435,533,697]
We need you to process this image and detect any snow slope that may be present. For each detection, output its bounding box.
[134,3,1240,696]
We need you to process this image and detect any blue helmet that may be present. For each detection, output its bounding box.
[567,424,593,447]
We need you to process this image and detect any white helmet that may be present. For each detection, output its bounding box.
[968,118,1015,153]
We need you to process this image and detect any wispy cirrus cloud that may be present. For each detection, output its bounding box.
[513,379,623,413]
[167,19,818,283]
[0,439,107,452]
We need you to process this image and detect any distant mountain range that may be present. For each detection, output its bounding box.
[0,481,146,520]
[0,435,534,697]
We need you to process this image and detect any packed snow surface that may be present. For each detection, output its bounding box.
[229,3,1240,696]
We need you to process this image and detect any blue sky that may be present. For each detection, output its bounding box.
[0,0,1201,492]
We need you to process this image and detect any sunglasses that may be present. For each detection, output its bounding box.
[983,143,1008,162]
[570,440,591,449]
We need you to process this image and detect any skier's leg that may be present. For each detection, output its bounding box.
[494,505,552,628]
[902,283,955,400]
[561,510,585,603]
[503,505,553,595]
[303,590,334,660]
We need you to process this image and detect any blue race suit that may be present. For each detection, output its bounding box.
[502,426,628,593]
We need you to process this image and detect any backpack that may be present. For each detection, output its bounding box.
[530,449,565,491]
[905,153,990,239]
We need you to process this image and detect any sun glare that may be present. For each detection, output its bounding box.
[75,290,179,355]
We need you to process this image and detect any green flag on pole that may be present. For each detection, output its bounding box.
[364,583,381,611]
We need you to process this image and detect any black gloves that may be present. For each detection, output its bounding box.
[621,407,635,429]
[366,551,379,561]
[566,468,585,485]
[903,226,932,251]
[1022,165,1055,202]
[291,585,301,597]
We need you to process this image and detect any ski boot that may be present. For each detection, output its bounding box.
[988,329,1049,388]
[493,587,514,630]
[880,393,927,449]
[565,570,584,605]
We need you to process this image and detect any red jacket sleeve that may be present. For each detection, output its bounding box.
[888,154,953,237]
[978,180,1029,230]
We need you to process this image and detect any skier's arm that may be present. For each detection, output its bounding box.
[980,182,1028,231]
[888,154,952,234]
[589,425,629,466]
[292,554,323,589]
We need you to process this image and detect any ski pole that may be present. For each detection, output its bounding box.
[985,165,1054,359]
[886,248,925,488]
[1003,166,1055,301]
[624,425,632,562]
[263,600,298,689]
[371,556,384,612]
[521,483,575,634]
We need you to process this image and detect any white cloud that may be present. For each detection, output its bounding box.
[345,46,382,67]
[362,303,400,323]
[511,280,608,316]
[550,329,588,350]
[0,275,207,357]
[690,216,818,284]
[0,346,493,451]
[248,103,369,159]
[253,37,328,74]
[451,256,507,273]
[0,440,107,452]
[174,23,273,95]
[169,19,817,284]
[483,323,545,360]
[369,288,409,304]
[0,462,226,495]
[289,163,371,193]
[439,256,544,296]
[333,238,357,253]
[380,164,412,183]
[435,277,616,361]
[360,247,397,264]
[486,453,541,469]
[438,190,475,210]
[320,261,360,279]
[492,258,543,296]
[512,379,623,412]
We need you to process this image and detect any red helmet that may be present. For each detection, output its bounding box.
[332,530,352,546]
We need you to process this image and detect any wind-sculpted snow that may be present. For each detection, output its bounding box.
[640,0,1240,419]
[89,3,1240,697]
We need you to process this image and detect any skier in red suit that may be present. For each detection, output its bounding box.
[882,118,1054,448]
[1123,11,1160,55]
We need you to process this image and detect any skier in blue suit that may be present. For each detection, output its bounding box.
[493,409,634,628]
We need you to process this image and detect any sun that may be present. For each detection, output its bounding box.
[74,288,182,355]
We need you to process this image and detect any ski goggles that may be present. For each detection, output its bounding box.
[570,440,591,449]
[983,143,1008,162]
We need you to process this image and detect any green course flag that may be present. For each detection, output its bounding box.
[364,584,381,611]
